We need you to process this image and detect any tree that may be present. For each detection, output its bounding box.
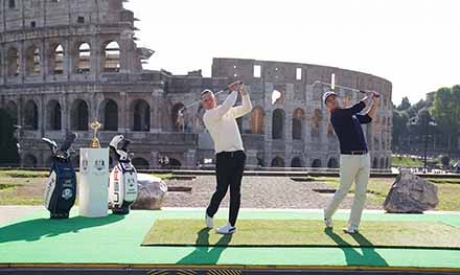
[392,110,409,149]
[0,109,20,167]
[432,86,460,151]
[396,97,411,111]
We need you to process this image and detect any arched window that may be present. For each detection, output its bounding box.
[23,154,38,168]
[7,47,19,77]
[311,159,322,168]
[132,99,150,132]
[292,108,304,140]
[250,107,264,134]
[77,43,91,73]
[52,44,64,74]
[46,100,62,130]
[25,45,41,75]
[272,109,285,139]
[171,103,186,132]
[327,158,339,168]
[291,157,303,167]
[24,100,38,130]
[103,41,120,72]
[271,156,285,167]
[311,109,323,137]
[99,99,118,131]
[372,158,378,168]
[70,99,89,130]
[164,158,182,169]
[132,158,149,169]
[5,101,18,125]
[380,157,385,169]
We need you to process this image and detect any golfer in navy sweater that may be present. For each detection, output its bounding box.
[323,90,380,234]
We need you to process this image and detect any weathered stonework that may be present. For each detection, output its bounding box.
[0,0,393,170]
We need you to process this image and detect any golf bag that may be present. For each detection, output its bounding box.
[43,133,78,219]
[108,135,138,214]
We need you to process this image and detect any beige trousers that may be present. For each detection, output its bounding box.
[324,153,370,227]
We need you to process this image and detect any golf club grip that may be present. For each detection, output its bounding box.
[359,90,381,98]
[223,81,243,92]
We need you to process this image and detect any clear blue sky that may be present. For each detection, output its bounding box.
[125,0,460,105]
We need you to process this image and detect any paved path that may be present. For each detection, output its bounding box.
[0,206,41,226]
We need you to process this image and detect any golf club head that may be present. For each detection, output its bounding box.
[60,133,78,152]
[120,139,131,152]
[42,138,58,155]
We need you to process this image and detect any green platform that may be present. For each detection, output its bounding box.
[0,208,459,270]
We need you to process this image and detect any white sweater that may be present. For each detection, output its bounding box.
[203,91,253,154]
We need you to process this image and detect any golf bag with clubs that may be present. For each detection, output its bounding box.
[42,133,78,219]
[108,135,138,214]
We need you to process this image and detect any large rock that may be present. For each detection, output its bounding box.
[383,170,439,213]
[131,174,168,210]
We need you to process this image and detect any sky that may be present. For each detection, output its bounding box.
[125,0,460,104]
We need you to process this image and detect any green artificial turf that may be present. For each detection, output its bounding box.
[142,219,460,249]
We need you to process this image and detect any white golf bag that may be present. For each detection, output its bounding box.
[108,135,138,214]
[42,133,78,219]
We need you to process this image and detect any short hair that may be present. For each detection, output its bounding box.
[201,89,213,97]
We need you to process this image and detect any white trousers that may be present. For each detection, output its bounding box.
[324,153,370,227]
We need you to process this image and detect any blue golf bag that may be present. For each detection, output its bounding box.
[43,133,78,219]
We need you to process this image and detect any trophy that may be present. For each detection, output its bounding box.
[90,119,101,148]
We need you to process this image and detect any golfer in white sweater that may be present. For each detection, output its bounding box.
[201,81,252,234]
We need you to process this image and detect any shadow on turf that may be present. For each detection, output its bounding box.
[324,228,388,266]
[0,215,125,244]
[177,228,233,265]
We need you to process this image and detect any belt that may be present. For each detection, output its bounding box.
[216,150,244,157]
[341,150,368,155]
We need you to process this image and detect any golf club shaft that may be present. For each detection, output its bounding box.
[182,81,244,110]
[314,81,380,97]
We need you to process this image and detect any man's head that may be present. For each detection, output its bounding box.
[323,91,340,111]
[201,89,217,110]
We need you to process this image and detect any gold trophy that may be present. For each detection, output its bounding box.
[89,119,102,148]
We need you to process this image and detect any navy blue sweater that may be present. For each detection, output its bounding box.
[330,101,372,154]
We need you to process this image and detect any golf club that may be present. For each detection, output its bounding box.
[311,73,380,98]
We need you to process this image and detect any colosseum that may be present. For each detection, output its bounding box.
[0,0,392,170]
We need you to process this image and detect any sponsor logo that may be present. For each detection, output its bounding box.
[62,188,73,200]
[94,159,106,171]
[81,158,89,173]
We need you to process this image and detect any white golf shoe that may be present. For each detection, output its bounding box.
[324,217,333,229]
[216,223,236,235]
[205,213,214,229]
[343,224,359,234]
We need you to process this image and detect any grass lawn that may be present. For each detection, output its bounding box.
[319,177,460,211]
[391,156,424,167]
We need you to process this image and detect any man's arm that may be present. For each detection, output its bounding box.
[231,84,253,118]
[204,91,238,121]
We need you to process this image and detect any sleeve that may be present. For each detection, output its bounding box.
[343,101,365,115]
[230,94,253,118]
[356,114,373,124]
[203,91,238,122]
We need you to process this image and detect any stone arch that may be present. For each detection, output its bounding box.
[7,47,19,77]
[327,158,339,168]
[272,109,285,140]
[76,42,91,73]
[271,156,285,167]
[372,157,378,169]
[250,106,264,134]
[99,99,118,131]
[171,103,186,132]
[132,157,149,169]
[292,108,305,140]
[70,99,89,131]
[5,101,18,125]
[51,44,64,74]
[23,154,38,167]
[24,100,38,130]
[311,109,323,137]
[103,41,120,72]
[25,45,41,75]
[165,158,182,169]
[131,99,150,132]
[311,159,322,168]
[46,100,62,130]
[291,157,303,167]
[380,157,385,169]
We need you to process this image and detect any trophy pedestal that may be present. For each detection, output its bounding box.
[79,148,109,218]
